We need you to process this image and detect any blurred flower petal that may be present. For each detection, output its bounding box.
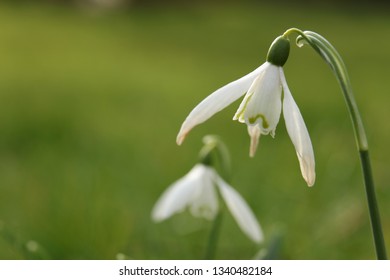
[189,166,219,220]
[152,163,263,243]
[151,164,204,222]
[217,177,263,243]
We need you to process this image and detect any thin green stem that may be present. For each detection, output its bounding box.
[204,211,223,260]
[284,28,387,259]
[360,151,387,259]
[200,135,232,181]
[200,135,231,259]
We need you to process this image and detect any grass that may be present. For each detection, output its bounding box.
[0,2,389,259]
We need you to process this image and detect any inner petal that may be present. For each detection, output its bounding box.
[245,65,282,134]
[189,167,219,220]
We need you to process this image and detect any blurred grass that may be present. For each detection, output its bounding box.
[0,1,389,259]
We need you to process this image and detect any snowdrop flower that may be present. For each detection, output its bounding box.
[151,163,263,243]
[176,36,315,186]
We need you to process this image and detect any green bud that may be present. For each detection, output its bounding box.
[266,36,290,67]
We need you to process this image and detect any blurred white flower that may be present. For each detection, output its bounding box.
[176,37,315,186]
[151,164,263,243]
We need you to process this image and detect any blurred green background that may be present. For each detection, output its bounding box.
[0,0,389,259]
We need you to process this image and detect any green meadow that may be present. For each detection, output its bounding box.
[0,2,389,259]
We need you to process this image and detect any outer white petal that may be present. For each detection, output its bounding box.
[280,68,316,186]
[234,63,282,136]
[151,164,205,222]
[176,63,269,145]
[189,166,219,220]
[233,68,266,123]
[216,177,263,243]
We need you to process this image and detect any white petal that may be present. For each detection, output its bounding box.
[189,166,219,220]
[234,63,282,136]
[217,177,263,243]
[280,69,316,186]
[151,164,205,222]
[176,63,269,145]
[247,125,261,157]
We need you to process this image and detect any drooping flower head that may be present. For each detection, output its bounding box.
[176,36,315,186]
[152,136,263,243]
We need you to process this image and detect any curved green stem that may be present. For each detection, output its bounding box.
[200,135,232,181]
[284,28,387,259]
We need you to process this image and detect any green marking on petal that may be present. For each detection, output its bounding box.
[248,114,269,128]
[234,92,251,120]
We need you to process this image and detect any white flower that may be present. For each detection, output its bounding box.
[151,164,263,243]
[176,37,315,186]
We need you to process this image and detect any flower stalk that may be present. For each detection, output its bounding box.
[200,136,227,259]
[204,210,223,260]
[284,28,387,259]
